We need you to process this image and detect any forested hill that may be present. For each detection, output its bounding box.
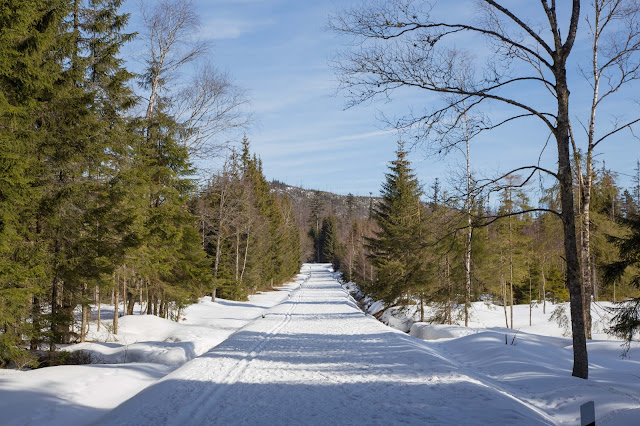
[268,180,382,263]
[269,180,378,224]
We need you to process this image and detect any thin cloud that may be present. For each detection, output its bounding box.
[200,17,274,40]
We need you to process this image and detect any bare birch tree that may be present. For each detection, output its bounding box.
[574,0,640,339]
[173,63,251,158]
[140,0,207,121]
[139,0,249,160]
[330,0,589,378]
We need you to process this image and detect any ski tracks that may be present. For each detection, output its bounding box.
[174,286,306,425]
[101,264,553,425]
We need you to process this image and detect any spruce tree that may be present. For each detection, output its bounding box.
[319,215,342,270]
[367,142,427,305]
[604,213,640,352]
[0,0,69,365]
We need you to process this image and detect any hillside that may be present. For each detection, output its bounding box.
[269,180,378,225]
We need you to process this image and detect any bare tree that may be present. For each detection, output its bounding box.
[173,63,251,158]
[139,0,250,159]
[330,0,589,378]
[573,0,640,339]
[140,0,207,120]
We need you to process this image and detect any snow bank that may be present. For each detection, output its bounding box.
[0,277,303,426]
[68,313,236,366]
[435,329,640,425]
[4,268,639,426]
[0,363,172,426]
[344,277,618,341]
[409,323,477,340]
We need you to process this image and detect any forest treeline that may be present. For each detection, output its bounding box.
[300,143,640,335]
[0,0,300,368]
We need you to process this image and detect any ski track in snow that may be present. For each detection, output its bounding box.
[99,265,552,425]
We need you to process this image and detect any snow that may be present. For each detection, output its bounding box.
[365,297,618,340]
[410,323,476,340]
[2,264,639,425]
[0,277,302,426]
[100,264,553,425]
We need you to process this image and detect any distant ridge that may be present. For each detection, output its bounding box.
[269,180,379,225]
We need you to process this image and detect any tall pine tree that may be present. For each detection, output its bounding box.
[367,142,427,305]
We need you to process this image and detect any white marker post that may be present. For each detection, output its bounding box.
[580,401,595,426]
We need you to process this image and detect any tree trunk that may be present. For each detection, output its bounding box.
[153,295,158,316]
[541,261,547,315]
[147,289,153,315]
[502,276,508,329]
[80,284,88,343]
[529,266,533,327]
[581,152,593,339]
[50,275,59,351]
[127,291,135,316]
[240,226,250,283]
[592,255,598,301]
[446,255,452,325]
[464,109,473,328]
[122,275,127,317]
[97,291,101,332]
[556,63,588,379]
[235,229,240,281]
[113,284,119,335]
[139,280,143,314]
[30,296,40,351]
[508,204,514,330]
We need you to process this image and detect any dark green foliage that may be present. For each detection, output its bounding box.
[608,299,640,353]
[605,214,640,348]
[367,142,427,305]
[319,216,343,270]
[36,349,93,368]
[605,214,640,288]
[0,0,69,364]
[197,138,301,300]
[0,0,244,365]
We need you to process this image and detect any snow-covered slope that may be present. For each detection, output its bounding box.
[100,265,553,425]
[0,278,302,426]
[2,265,639,425]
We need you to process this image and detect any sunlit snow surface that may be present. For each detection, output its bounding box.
[2,264,639,425]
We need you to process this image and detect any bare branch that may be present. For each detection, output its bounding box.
[172,63,251,157]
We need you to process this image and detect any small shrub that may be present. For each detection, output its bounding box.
[0,334,39,370]
[37,350,93,368]
[549,304,571,337]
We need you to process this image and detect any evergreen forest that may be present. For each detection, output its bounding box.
[300,144,640,347]
[2,0,640,382]
[0,0,301,368]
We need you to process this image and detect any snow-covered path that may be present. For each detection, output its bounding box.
[100,264,551,425]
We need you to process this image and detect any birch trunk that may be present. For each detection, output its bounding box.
[464,117,472,328]
[113,280,119,335]
[541,261,547,315]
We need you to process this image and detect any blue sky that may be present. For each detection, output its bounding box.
[121,0,639,199]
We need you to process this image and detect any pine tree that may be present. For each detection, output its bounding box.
[0,0,70,365]
[604,213,640,353]
[34,0,142,346]
[367,142,427,305]
[319,215,342,270]
[198,139,301,300]
[308,192,324,262]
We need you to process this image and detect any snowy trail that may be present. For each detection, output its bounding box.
[100,264,552,425]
